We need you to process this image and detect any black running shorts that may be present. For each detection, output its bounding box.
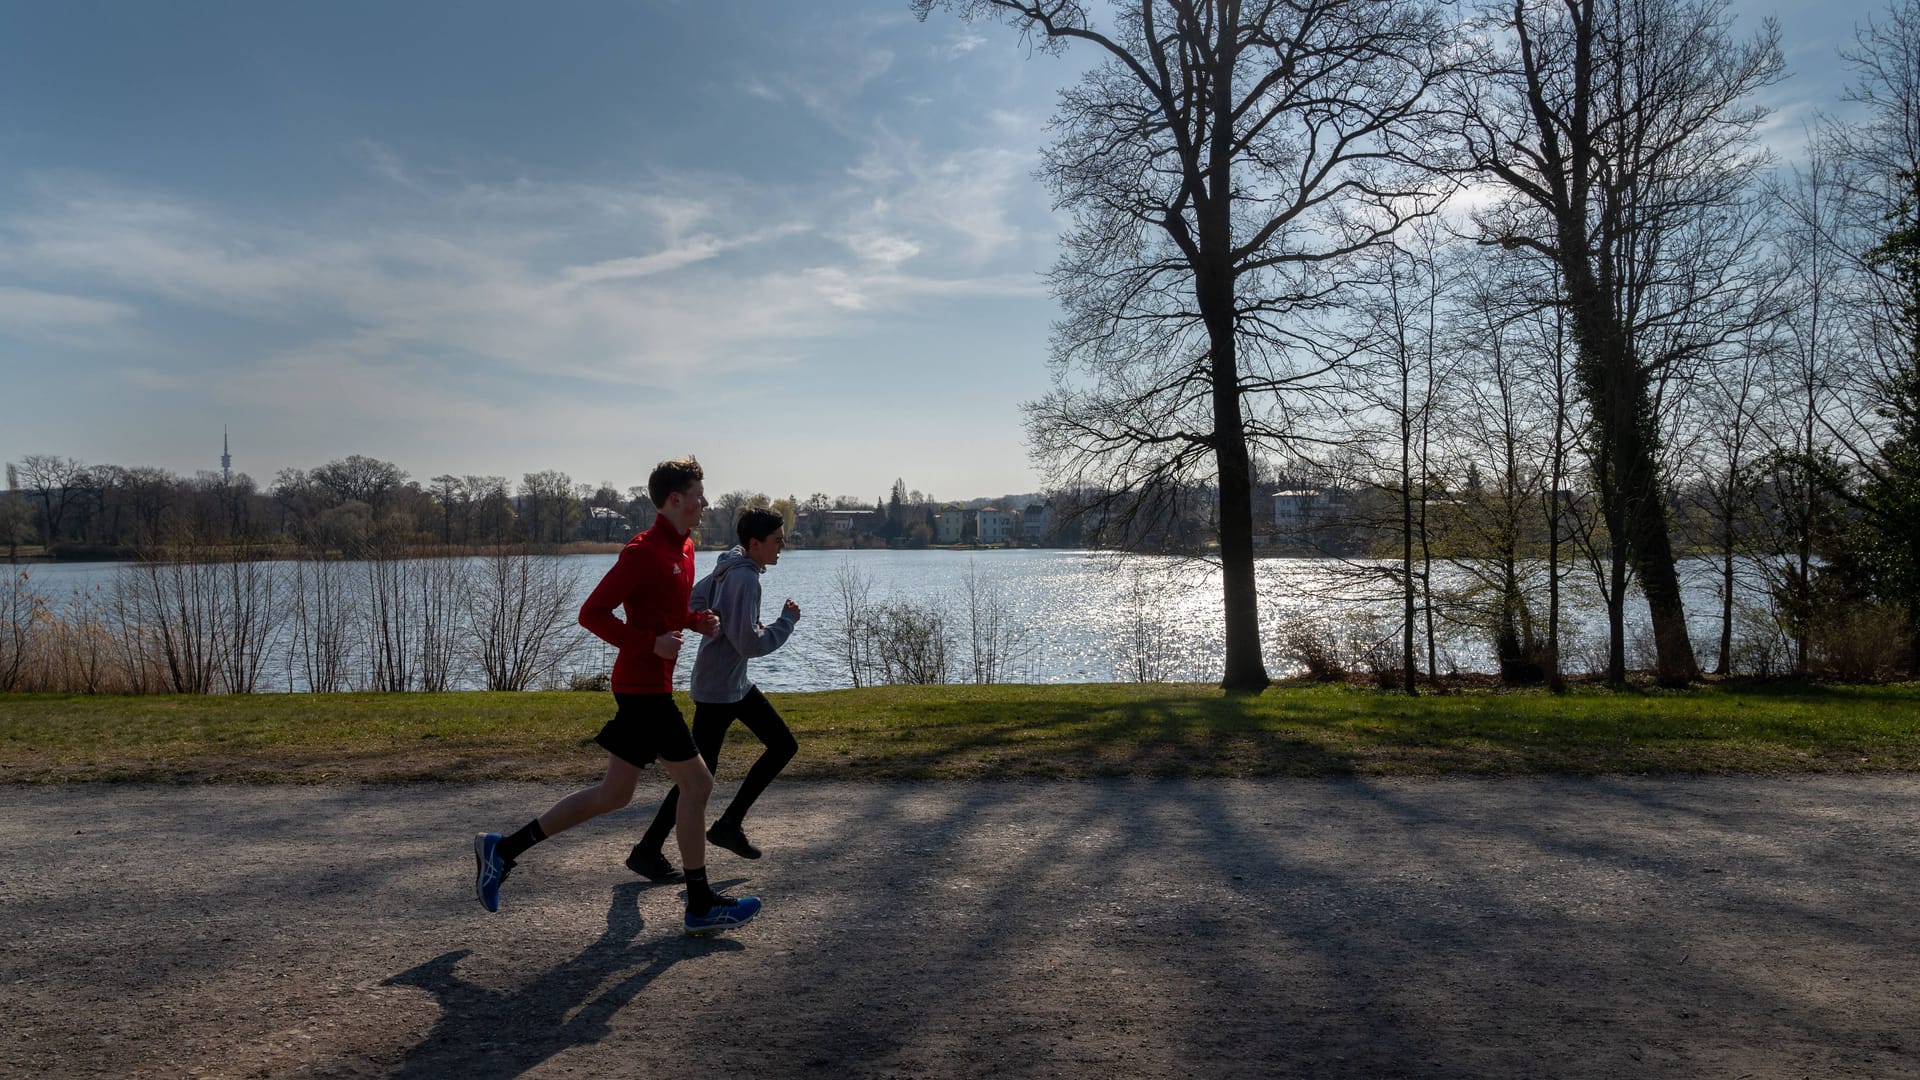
[595,692,698,767]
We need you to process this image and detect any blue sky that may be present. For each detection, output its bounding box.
[0,0,1884,503]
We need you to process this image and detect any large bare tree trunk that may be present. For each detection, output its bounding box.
[1208,322,1272,693]
[1199,47,1271,696]
[1564,246,1700,684]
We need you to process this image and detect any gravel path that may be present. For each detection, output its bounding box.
[5,776,1919,1079]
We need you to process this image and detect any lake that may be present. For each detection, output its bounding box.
[6,548,1745,691]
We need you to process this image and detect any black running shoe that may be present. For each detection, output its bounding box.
[706,819,762,860]
[625,846,683,882]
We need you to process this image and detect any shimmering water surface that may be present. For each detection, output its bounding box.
[11,548,1736,690]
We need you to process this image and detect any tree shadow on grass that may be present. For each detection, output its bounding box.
[382,882,741,1079]
[818,692,1369,779]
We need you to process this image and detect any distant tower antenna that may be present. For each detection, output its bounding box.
[222,427,232,485]
[4,463,15,562]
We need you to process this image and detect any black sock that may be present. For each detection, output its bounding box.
[685,866,720,913]
[498,819,546,864]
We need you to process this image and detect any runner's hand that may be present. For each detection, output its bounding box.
[692,610,721,636]
[654,630,684,659]
[784,598,800,622]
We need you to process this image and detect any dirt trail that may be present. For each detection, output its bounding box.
[5,776,1919,1078]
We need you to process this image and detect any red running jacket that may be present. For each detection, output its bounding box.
[578,519,705,694]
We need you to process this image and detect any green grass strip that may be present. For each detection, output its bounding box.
[2,680,1917,783]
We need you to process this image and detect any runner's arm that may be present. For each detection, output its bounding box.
[578,549,645,647]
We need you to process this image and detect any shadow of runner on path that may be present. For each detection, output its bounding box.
[382,882,742,1079]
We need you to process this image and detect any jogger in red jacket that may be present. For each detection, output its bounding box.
[472,455,765,935]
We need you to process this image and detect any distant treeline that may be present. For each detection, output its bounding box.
[0,454,1056,556]
[0,454,662,556]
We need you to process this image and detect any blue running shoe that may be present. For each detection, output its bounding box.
[473,833,512,913]
[684,895,762,936]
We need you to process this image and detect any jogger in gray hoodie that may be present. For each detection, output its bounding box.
[627,506,801,880]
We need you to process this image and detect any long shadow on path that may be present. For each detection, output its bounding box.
[382,882,741,1079]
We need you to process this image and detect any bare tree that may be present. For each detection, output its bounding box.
[470,548,583,691]
[916,0,1459,691]
[414,555,468,692]
[1114,559,1185,681]
[960,558,1037,682]
[104,533,284,694]
[213,555,285,693]
[832,561,876,689]
[0,468,32,562]
[1811,0,1920,667]
[1752,149,1859,672]
[309,455,408,514]
[1677,328,1776,674]
[289,549,357,693]
[518,470,581,545]
[1433,253,1564,685]
[1521,268,1579,690]
[705,490,766,545]
[0,570,34,691]
[115,547,221,694]
[363,536,420,692]
[14,454,92,547]
[1456,0,1783,683]
[870,601,954,685]
[466,476,516,545]
[355,534,470,693]
[1351,225,1456,692]
[430,475,466,545]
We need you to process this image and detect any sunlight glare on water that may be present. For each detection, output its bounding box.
[11,547,1719,691]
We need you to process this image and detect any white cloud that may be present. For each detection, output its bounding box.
[844,131,1034,263]
[564,223,814,283]
[563,237,735,284]
[358,139,433,195]
[0,286,133,326]
[788,264,1042,312]
[845,230,922,266]
[0,165,1041,397]
[944,32,987,58]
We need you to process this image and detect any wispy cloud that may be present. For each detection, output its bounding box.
[943,32,987,58]
[845,230,922,267]
[740,78,783,104]
[737,42,899,132]
[844,130,1036,264]
[0,285,133,327]
[358,139,434,195]
[0,158,1042,398]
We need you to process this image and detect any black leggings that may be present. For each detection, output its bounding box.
[640,687,798,852]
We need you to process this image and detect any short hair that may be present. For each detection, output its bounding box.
[737,506,785,546]
[647,456,703,508]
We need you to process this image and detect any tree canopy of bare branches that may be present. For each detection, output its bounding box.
[1454,0,1783,683]
[916,0,1459,691]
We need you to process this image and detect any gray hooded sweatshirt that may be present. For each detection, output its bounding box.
[688,546,797,704]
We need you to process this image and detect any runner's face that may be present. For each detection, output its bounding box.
[747,527,786,568]
[664,481,706,533]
